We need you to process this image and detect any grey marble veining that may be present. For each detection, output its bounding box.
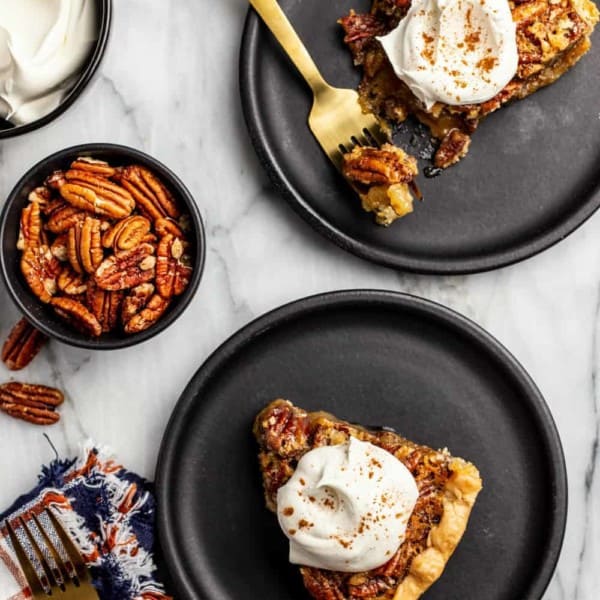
[0,1,599,598]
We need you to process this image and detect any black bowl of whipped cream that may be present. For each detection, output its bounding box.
[0,0,111,138]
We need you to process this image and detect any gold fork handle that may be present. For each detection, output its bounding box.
[249,0,328,94]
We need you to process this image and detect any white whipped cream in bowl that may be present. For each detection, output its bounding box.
[277,437,419,572]
[378,0,518,109]
[0,0,107,135]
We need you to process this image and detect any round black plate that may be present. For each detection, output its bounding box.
[240,3,600,274]
[156,290,567,600]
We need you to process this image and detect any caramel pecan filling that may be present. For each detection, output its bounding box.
[254,400,451,600]
[339,0,598,169]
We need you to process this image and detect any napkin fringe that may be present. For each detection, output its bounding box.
[0,441,171,600]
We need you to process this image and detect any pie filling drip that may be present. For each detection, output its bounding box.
[277,438,419,572]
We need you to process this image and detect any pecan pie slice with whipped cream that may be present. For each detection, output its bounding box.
[340,0,599,169]
[254,399,482,600]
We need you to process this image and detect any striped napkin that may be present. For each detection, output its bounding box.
[0,442,171,600]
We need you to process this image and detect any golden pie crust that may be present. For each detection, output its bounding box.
[253,399,483,600]
[339,0,599,169]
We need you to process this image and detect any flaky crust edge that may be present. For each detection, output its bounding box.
[393,459,482,600]
[573,0,599,29]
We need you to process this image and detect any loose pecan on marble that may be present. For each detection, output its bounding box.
[67,216,104,275]
[156,234,193,298]
[60,171,135,219]
[0,381,63,425]
[21,246,61,303]
[117,165,180,221]
[50,297,102,337]
[94,242,156,291]
[1,319,48,371]
[123,294,170,334]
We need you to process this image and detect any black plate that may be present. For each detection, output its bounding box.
[240,3,600,274]
[156,290,567,600]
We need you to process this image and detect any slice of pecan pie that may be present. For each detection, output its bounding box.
[342,143,420,226]
[254,399,482,600]
[339,0,599,169]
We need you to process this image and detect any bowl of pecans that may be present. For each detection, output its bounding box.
[0,143,205,350]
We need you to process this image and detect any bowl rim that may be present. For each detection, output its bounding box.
[0,0,113,140]
[0,142,206,350]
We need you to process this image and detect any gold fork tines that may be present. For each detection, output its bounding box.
[5,509,99,599]
[249,0,389,170]
[6,518,47,598]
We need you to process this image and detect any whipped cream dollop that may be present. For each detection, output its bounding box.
[277,437,419,572]
[0,0,98,126]
[378,0,518,109]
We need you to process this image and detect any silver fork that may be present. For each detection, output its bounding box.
[5,508,99,599]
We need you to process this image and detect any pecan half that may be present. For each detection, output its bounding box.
[254,400,309,459]
[141,232,158,245]
[45,170,67,190]
[94,243,156,291]
[1,319,48,371]
[57,266,88,295]
[50,297,102,337]
[339,12,387,44]
[67,216,104,275]
[70,157,116,178]
[102,215,151,252]
[0,382,63,425]
[21,246,61,303]
[156,234,193,298]
[50,234,69,262]
[46,201,86,234]
[121,283,155,325]
[155,217,184,238]
[86,283,123,333]
[117,166,180,221]
[342,144,417,187]
[434,129,472,169]
[28,186,52,205]
[60,171,135,219]
[123,294,170,334]
[17,201,44,251]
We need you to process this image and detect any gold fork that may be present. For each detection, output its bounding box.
[249,0,389,169]
[5,508,99,599]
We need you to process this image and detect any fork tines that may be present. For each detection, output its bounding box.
[339,125,388,155]
[4,508,93,598]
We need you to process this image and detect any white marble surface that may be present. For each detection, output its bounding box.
[0,1,598,598]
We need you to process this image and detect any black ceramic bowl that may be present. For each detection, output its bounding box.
[0,0,112,139]
[0,143,206,350]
